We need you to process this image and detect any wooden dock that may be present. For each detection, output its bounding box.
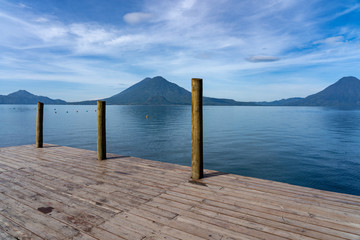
[0,145,359,240]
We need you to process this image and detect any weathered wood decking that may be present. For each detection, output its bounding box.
[0,145,359,240]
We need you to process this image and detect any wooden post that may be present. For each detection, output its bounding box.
[97,100,106,160]
[36,102,44,148]
[191,78,203,179]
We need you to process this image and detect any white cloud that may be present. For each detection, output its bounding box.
[246,56,280,63]
[123,12,152,24]
[313,36,344,45]
[37,25,68,41]
[104,34,145,46]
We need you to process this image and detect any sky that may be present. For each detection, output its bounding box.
[0,0,360,102]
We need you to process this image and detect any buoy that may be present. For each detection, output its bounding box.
[55,112,57,114]
[146,115,149,119]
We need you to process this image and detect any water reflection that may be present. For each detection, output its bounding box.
[324,108,360,136]
[107,105,191,165]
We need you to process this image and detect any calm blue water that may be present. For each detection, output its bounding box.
[1,104,359,196]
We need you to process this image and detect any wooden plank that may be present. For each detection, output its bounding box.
[203,170,360,203]
[200,172,360,210]
[0,230,16,240]
[0,213,43,240]
[42,149,189,183]
[0,175,115,238]
[208,182,360,215]
[148,197,300,239]
[0,147,189,195]
[108,211,206,240]
[0,172,117,219]
[161,188,354,239]
[170,184,360,235]
[195,200,359,240]
[0,192,74,239]
[17,144,190,177]
[1,144,360,240]
[0,152,167,201]
[178,182,360,227]
[0,175,126,240]
[99,214,180,240]
[0,148,184,190]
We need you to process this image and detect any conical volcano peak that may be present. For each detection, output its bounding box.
[105,76,191,105]
[102,76,252,105]
[139,76,172,87]
[292,76,360,106]
[8,90,33,97]
[337,76,359,81]
[149,76,168,82]
[334,76,360,86]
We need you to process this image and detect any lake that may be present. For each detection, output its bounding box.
[1,104,359,196]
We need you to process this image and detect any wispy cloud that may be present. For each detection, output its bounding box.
[33,17,48,23]
[328,3,360,20]
[246,56,280,63]
[0,0,359,101]
[313,36,345,45]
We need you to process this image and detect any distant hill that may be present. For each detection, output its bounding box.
[0,90,66,104]
[292,76,360,106]
[259,76,360,107]
[77,76,256,106]
[259,97,304,106]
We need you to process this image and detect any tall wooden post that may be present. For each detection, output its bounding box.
[36,102,44,148]
[97,100,106,160]
[191,78,203,179]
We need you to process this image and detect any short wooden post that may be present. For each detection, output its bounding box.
[191,78,203,179]
[36,102,44,148]
[97,101,106,160]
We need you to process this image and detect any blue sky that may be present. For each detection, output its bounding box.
[0,0,359,102]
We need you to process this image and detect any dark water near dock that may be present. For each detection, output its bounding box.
[1,105,360,196]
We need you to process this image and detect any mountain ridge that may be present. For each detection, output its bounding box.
[0,90,66,104]
[2,76,360,106]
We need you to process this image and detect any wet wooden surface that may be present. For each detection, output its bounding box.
[0,144,359,240]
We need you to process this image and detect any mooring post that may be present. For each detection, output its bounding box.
[36,102,44,148]
[191,78,203,179]
[97,100,106,160]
